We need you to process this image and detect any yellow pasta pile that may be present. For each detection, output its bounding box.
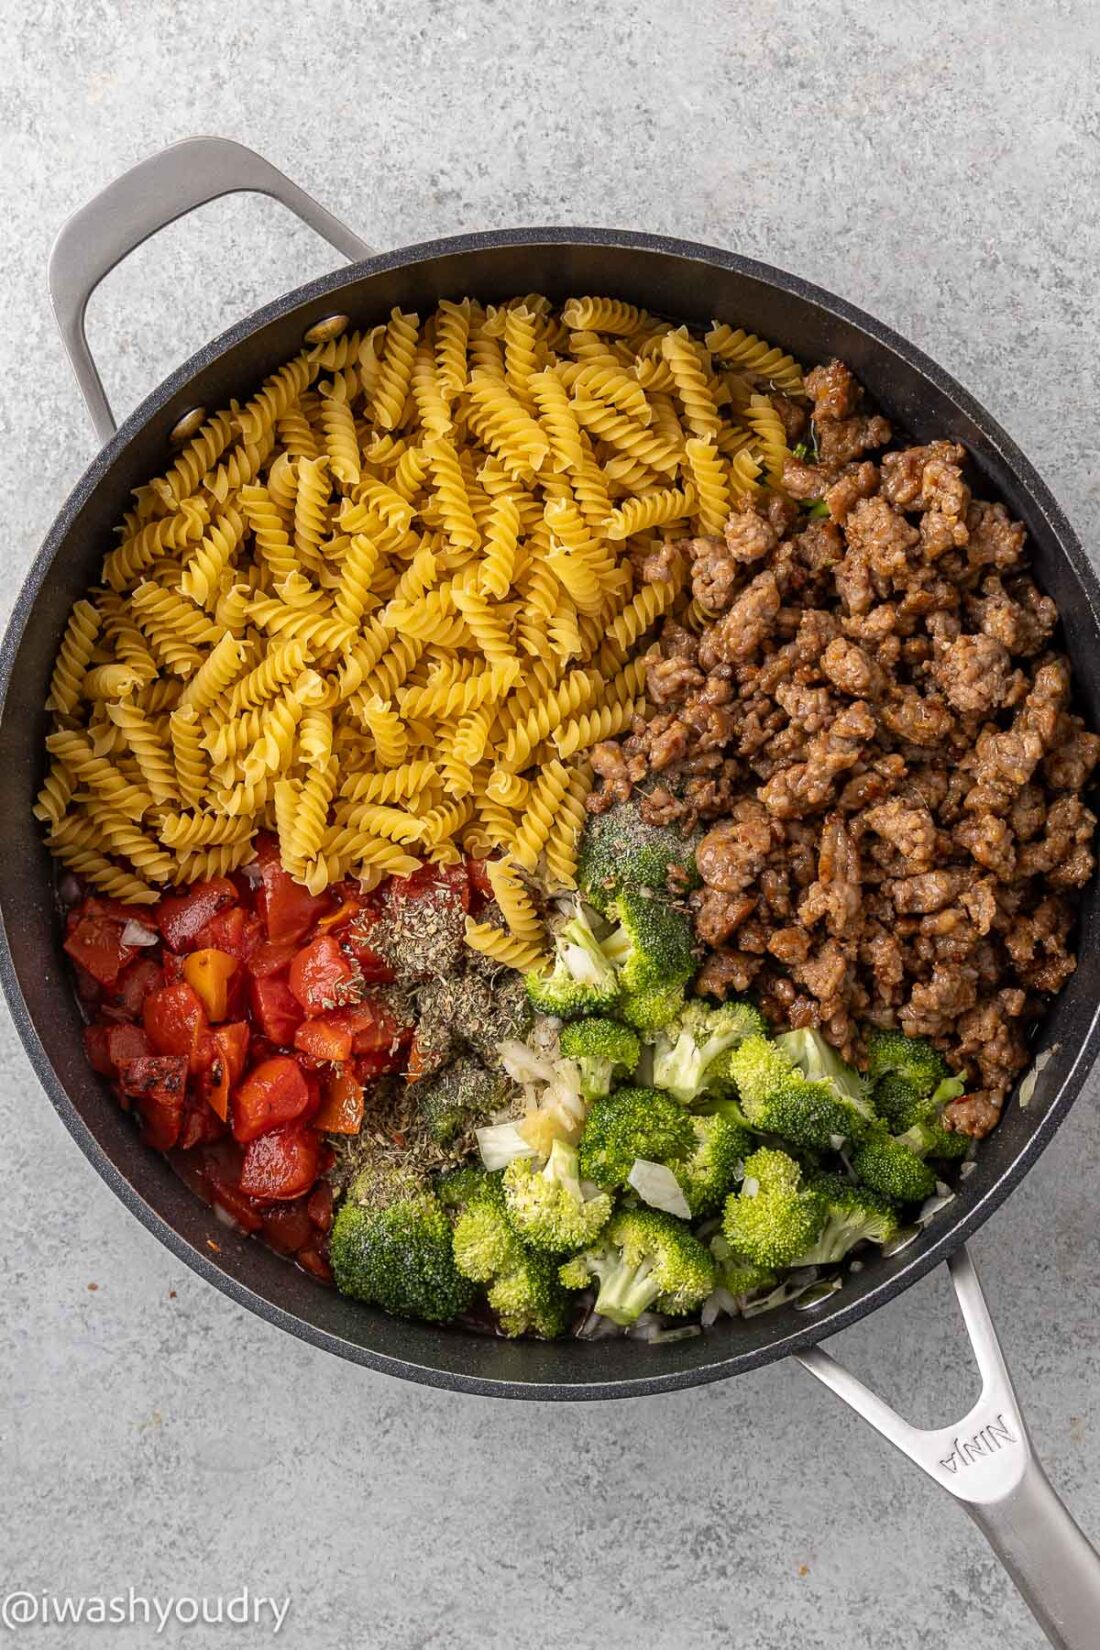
[36,294,803,933]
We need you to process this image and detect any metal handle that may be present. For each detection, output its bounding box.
[48,135,374,442]
[797,1247,1100,1649]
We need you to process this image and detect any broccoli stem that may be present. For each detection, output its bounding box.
[594,1255,661,1325]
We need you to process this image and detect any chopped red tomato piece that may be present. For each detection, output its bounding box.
[249,975,304,1045]
[246,939,299,979]
[157,879,238,952]
[466,855,496,901]
[312,1067,365,1134]
[288,934,356,1016]
[202,1020,250,1122]
[203,1148,265,1233]
[178,1087,226,1151]
[256,834,330,945]
[354,1046,406,1081]
[106,1023,152,1068]
[297,1246,333,1282]
[315,898,360,935]
[239,1121,321,1200]
[64,915,135,987]
[343,995,411,1054]
[232,1054,311,1143]
[182,948,239,1022]
[387,861,470,914]
[118,1055,188,1150]
[112,957,163,1019]
[194,905,262,960]
[82,1023,114,1077]
[293,1015,354,1064]
[143,981,209,1073]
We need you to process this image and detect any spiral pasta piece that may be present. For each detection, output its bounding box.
[542,759,594,891]
[33,760,75,826]
[178,505,246,608]
[370,309,419,430]
[106,702,177,804]
[604,484,695,541]
[661,328,722,440]
[319,391,361,486]
[511,758,571,872]
[357,695,408,769]
[157,810,256,850]
[179,632,247,715]
[485,854,544,945]
[684,437,731,536]
[237,353,314,446]
[554,695,643,758]
[292,455,331,562]
[572,396,681,475]
[424,436,481,550]
[451,588,514,664]
[46,600,100,715]
[467,374,550,475]
[557,360,652,425]
[745,392,790,487]
[561,297,651,336]
[152,409,237,508]
[103,496,208,592]
[168,705,209,809]
[705,323,804,393]
[339,759,438,805]
[477,496,522,599]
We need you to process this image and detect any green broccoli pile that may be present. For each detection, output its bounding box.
[326,803,974,1341]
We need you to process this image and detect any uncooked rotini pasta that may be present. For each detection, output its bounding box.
[39,290,807,901]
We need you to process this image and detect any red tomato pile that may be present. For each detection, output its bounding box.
[66,833,486,1281]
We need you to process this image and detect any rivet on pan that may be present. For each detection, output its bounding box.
[169,407,207,445]
[303,314,349,347]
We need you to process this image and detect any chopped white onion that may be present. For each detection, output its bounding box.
[561,943,606,986]
[741,1176,760,1199]
[240,859,263,887]
[121,919,159,947]
[701,1286,739,1327]
[628,1321,702,1344]
[627,1159,691,1219]
[917,1187,956,1227]
[959,1160,977,1180]
[1018,1044,1058,1109]
[476,1122,538,1171]
[828,1133,846,1152]
[499,1039,557,1086]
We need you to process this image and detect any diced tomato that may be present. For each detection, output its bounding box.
[313,1066,364,1133]
[194,905,262,960]
[118,1055,188,1150]
[288,934,356,1016]
[307,1182,334,1230]
[143,982,209,1073]
[296,1246,333,1282]
[83,1023,114,1077]
[82,895,153,925]
[256,833,330,945]
[201,1020,250,1122]
[249,975,304,1045]
[404,1028,435,1083]
[112,957,163,1019]
[342,995,411,1054]
[232,1054,311,1143]
[294,1015,354,1063]
[262,1201,314,1254]
[342,907,395,982]
[106,1023,151,1068]
[315,898,360,935]
[239,1121,321,1201]
[157,879,238,953]
[64,914,135,987]
[182,948,238,1022]
[247,940,299,979]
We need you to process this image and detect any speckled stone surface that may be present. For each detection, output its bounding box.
[1,4,1098,1645]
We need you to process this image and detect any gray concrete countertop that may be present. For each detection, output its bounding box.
[1,3,1097,1646]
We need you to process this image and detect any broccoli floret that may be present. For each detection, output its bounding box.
[578,1085,695,1191]
[727,1035,873,1151]
[434,1164,497,1211]
[601,892,695,997]
[775,1029,873,1118]
[452,1190,569,1337]
[851,1126,938,1203]
[793,1172,900,1264]
[710,1232,776,1298]
[895,1117,971,1162]
[653,997,768,1103]
[722,1147,827,1269]
[677,1113,753,1217]
[872,1071,930,1133]
[415,1057,509,1145]
[330,1187,474,1323]
[576,798,701,912]
[865,1029,953,1099]
[618,983,687,1035]
[502,1139,614,1253]
[562,1208,715,1324]
[524,902,619,1018]
[559,1018,640,1100]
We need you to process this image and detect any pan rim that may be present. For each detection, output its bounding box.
[3,223,1098,1398]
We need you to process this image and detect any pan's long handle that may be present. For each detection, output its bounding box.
[797,1247,1100,1648]
[48,136,375,442]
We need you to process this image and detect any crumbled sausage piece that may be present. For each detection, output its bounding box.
[862,799,936,871]
[724,504,780,566]
[805,360,862,422]
[758,701,875,819]
[695,948,763,998]
[931,633,1011,716]
[966,501,1026,574]
[697,803,777,893]
[881,688,955,748]
[821,636,885,698]
[1043,715,1100,791]
[825,461,879,523]
[586,743,632,812]
[698,570,782,668]
[692,888,756,947]
[888,871,965,914]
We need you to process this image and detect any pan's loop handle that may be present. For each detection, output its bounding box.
[797,1247,1100,1650]
[48,136,375,443]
